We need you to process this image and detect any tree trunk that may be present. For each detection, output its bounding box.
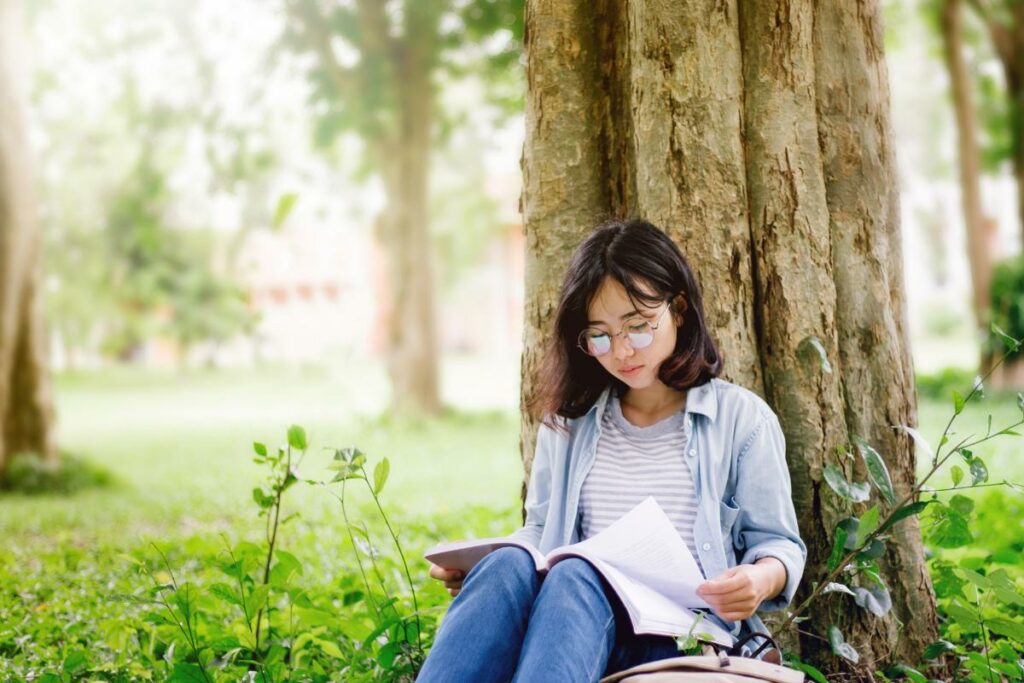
[0,0,57,478]
[520,0,939,675]
[377,6,442,418]
[940,0,992,337]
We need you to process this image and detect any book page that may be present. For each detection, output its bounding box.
[547,496,709,609]
[591,558,733,645]
[424,537,547,574]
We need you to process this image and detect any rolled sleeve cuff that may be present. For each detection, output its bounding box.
[741,542,804,612]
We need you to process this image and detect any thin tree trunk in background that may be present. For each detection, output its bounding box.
[0,0,57,478]
[942,0,992,334]
[380,12,442,417]
[520,0,939,674]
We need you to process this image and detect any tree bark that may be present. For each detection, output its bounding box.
[521,0,939,674]
[0,0,57,477]
[941,0,992,336]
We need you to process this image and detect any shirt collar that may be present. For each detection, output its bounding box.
[587,379,718,423]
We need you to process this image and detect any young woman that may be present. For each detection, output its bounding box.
[419,219,806,682]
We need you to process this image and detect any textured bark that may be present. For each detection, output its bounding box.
[521,0,939,675]
[0,0,57,476]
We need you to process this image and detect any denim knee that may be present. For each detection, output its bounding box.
[465,546,539,592]
[544,557,601,586]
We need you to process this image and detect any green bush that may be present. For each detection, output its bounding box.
[1,450,114,495]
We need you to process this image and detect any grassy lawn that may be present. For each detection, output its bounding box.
[3,357,525,551]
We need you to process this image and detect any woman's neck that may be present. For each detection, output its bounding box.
[620,382,687,426]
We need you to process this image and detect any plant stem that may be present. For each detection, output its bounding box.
[358,463,424,656]
[780,348,1022,634]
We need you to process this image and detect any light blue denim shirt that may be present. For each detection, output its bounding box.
[508,377,807,651]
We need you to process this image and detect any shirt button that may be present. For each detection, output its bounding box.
[688,448,696,457]
[702,542,711,551]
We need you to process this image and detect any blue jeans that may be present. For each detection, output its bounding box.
[417,547,704,682]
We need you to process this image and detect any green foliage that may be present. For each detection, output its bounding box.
[782,329,1024,677]
[0,422,521,681]
[986,256,1024,362]
[0,450,114,495]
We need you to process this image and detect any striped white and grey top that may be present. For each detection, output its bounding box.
[578,391,703,573]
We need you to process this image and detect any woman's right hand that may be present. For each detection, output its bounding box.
[429,562,464,598]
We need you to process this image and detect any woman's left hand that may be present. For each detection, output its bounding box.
[696,560,783,622]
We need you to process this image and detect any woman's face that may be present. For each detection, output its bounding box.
[584,277,680,390]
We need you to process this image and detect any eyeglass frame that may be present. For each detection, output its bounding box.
[576,303,673,357]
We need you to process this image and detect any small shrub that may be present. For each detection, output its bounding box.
[1,450,115,495]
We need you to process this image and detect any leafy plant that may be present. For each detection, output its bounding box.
[783,327,1024,678]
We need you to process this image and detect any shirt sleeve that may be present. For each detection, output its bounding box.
[506,419,557,548]
[733,410,807,612]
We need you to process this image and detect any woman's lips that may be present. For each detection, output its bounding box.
[619,365,643,376]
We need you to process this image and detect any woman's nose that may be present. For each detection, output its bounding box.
[612,335,634,360]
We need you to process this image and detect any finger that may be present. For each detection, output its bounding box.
[430,565,463,581]
[699,575,747,595]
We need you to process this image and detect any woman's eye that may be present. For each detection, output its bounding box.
[626,321,648,333]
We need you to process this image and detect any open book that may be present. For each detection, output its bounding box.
[424,496,734,647]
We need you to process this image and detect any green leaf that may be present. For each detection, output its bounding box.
[952,390,965,415]
[922,639,956,659]
[876,500,933,535]
[269,550,303,587]
[252,487,274,509]
[272,192,299,231]
[243,584,270,618]
[888,665,927,683]
[373,457,390,495]
[377,641,400,669]
[970,457,989,485]
[837,516,860,550]
[991,322,1021,352]
[823,464,871,503]
[856,538,886,560]
[209,582,242,607]
[854,436,896,505]
[168,663,208,683]
[317,638,345,659]
[253,441,267,457]
[858,505,881,541]
[62,650,89,674]
[947,600,982,628]
[287,425,307,450]
[828,526,849,572]
[853,583,892,616]
[949,494,974,515]
[951,465,964,487]
[827,625,859,664]
[987,617,1024,641]
[929,506,973,548]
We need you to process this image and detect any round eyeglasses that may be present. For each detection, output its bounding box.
[577,305,671,357]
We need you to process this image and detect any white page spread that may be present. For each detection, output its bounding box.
[424,497,736,647]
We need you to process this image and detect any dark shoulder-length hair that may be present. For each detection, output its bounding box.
[528,218,723,428]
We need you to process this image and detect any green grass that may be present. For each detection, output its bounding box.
[3,358,524,552]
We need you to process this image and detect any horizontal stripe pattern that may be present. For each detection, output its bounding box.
[579,393,703,571]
